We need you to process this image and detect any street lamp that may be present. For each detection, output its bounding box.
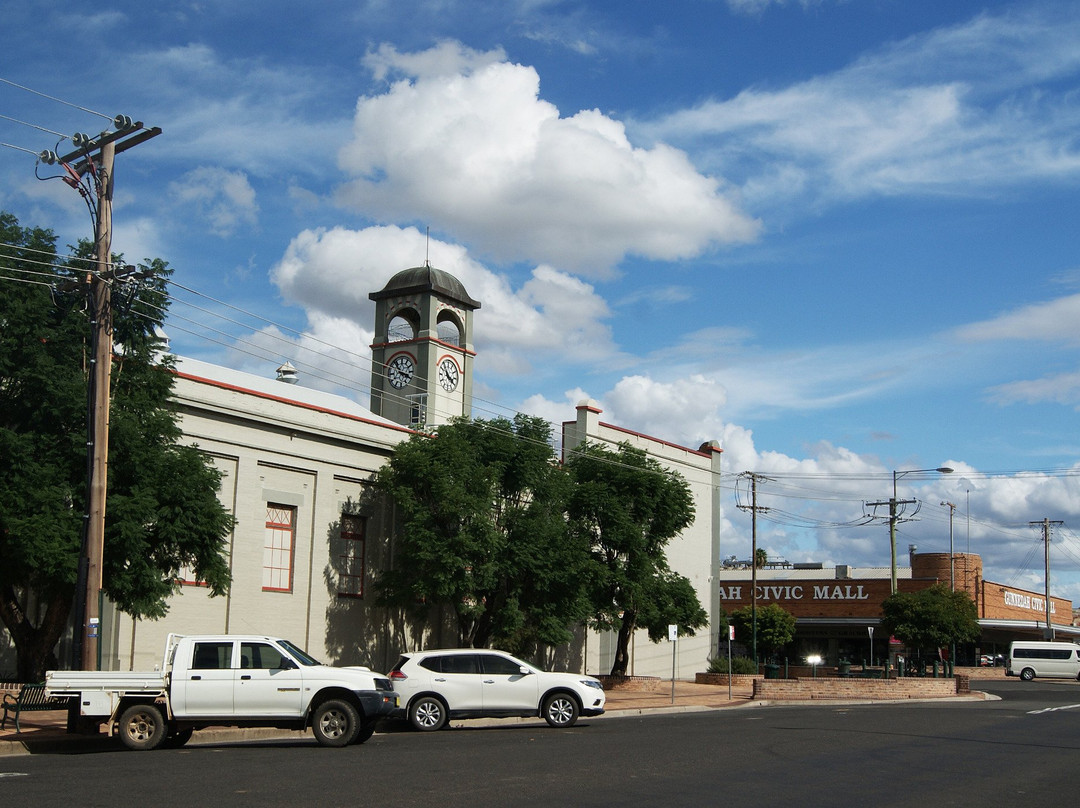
[889,467,954,594]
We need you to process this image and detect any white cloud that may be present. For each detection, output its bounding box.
[336,42,760,275]
[169,167,258,237]
[363,41,507,81]
[987,372,1080,408]
[125,44,352,179]
[638,7,1080,210]
[956,294,1080,407]
[725,0,829,15]
[270,224,619,379]
[957,294,1080,346]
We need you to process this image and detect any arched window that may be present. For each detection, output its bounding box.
[436,312,461,347]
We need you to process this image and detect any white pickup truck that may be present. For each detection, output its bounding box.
[45,633,398,750]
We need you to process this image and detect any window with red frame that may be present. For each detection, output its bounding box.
[263,503,295,592]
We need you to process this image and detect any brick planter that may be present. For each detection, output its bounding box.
[595,675,663,692]
[752,674,969,701]
[694,672,762,687]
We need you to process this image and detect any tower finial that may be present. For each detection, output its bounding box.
[425,225,430,268]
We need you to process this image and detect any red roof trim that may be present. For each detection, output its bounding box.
[171,369,419,437]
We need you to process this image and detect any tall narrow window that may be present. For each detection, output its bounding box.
[409,393,427,426]
[263,503,295,592]
[337,514,366,598]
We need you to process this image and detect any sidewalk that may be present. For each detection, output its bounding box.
[0,680,755,756]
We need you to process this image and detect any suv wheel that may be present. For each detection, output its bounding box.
[542,692,579,728]
[409,695,448,731]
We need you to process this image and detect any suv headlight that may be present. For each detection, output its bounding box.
[580,679,603,689]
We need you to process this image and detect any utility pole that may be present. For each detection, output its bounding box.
[44,118,161,670]
[738,472,771,663]
[1031,518,1063,640]
[941,501,956,590]
[866,490,916,595]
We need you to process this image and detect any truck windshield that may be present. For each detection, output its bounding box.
[279,639,322,666]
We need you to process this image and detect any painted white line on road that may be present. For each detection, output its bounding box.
[1027,703,1080,714]
[0,772,29,778]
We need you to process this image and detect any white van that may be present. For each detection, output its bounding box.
[1006,641,1080,681]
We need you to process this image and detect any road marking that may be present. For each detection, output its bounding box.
[1027,703,1080,714]
[0,773,29,779]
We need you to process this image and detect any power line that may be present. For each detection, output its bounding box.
[0,76,114,121]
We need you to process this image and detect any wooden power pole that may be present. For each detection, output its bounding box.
[47,119,161,670]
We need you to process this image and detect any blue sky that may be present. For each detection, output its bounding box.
[3,0,1080,603]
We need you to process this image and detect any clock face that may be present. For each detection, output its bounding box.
[438,357,459,392]
[387,355,415,389]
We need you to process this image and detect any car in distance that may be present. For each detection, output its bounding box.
[388,648,605,731]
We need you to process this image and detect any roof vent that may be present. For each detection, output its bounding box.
[276,361,298,384]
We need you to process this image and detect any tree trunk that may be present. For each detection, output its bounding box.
[609,610,636,677]
[0,584,72,681]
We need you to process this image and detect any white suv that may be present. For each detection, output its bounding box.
[388,649,606,731]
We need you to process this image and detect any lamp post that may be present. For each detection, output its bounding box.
[889,467,953,594]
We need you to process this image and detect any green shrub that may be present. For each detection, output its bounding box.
[707,655,758,675]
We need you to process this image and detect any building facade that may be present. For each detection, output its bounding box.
[714,551,1076,666]
[64,266,725,681]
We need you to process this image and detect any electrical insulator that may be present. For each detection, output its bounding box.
[113,114,133,131]
[72,132,93,148]
[39,150,58,165]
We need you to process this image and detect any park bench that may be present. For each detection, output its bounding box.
[1,683,65,733]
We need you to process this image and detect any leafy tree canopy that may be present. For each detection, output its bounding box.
[374,415,588,652]
[880,583,980,655]
[566,441,707,676]
[730,602,797,660]
[0,210,234,680]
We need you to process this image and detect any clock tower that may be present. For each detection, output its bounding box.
[369,265,480,428]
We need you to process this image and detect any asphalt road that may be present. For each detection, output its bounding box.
[1,680,1077,808]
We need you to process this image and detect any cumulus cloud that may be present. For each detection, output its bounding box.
[336,42,760,275]
[270,223,619,379]
[169,167,258,237]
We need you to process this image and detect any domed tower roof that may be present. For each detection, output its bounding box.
[368,265,480,310]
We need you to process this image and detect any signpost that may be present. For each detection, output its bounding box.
[728,624,735,700]
[668,625,678,704]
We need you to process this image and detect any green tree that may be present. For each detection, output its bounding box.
[566,441,707,677]
[730,603,796,661]
[879,583,980,656]
[0,211,234,681]
[754,548,768,568]
[375,415,588,651]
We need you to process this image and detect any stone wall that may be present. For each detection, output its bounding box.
[752,674,969,701]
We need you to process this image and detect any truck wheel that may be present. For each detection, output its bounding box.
[312,699,360,747]
[542,692,579,728]
[118,703,167,751]
[1020,667,1035,681]
[162,726,194,748]
[409,695,447,731]
[352,718,378,745]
